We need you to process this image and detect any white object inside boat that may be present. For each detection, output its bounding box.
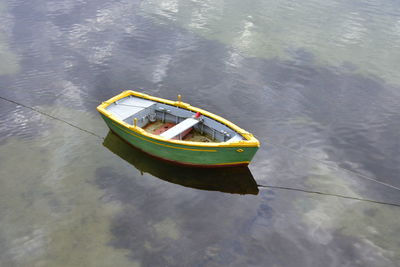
[160,118,200,139]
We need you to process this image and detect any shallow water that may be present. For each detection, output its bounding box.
[1,0,400,266]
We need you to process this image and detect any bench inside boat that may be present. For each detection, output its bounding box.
[105,95,244,143]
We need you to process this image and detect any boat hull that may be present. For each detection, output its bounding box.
[100,114,259,167]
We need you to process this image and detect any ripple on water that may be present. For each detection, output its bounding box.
[1,0,400,265]
[0,101,48,142]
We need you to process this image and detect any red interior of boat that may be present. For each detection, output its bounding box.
[147,122,193,140]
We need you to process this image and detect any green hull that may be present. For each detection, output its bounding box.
[101,115,258,167]
[103,131,259,194]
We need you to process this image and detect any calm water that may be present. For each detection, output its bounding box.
[1,0,400,266]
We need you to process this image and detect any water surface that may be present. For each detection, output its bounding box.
[1,0,400,266]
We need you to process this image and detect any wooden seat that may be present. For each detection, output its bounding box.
[227,134,243,142]
[160,118,200,140]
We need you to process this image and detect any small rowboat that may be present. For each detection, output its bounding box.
[97,90,260,167]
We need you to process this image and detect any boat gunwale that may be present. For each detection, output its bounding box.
[96,90,260,148]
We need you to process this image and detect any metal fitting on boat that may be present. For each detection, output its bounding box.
[148,113,156,122]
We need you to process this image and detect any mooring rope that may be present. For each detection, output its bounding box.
[1,94,399,208]
[0,95,104,140]
[261,139,400,192]
[257,184,400,207]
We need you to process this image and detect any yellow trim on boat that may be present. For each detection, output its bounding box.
[97,90,261,148]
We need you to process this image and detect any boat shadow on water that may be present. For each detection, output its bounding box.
[103,131,259,195]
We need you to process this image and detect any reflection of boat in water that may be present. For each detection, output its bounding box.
[103,131,259,195]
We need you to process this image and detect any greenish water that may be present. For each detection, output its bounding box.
[0,4,19,75]
[143,0,400,84]
[1,0,400,266]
